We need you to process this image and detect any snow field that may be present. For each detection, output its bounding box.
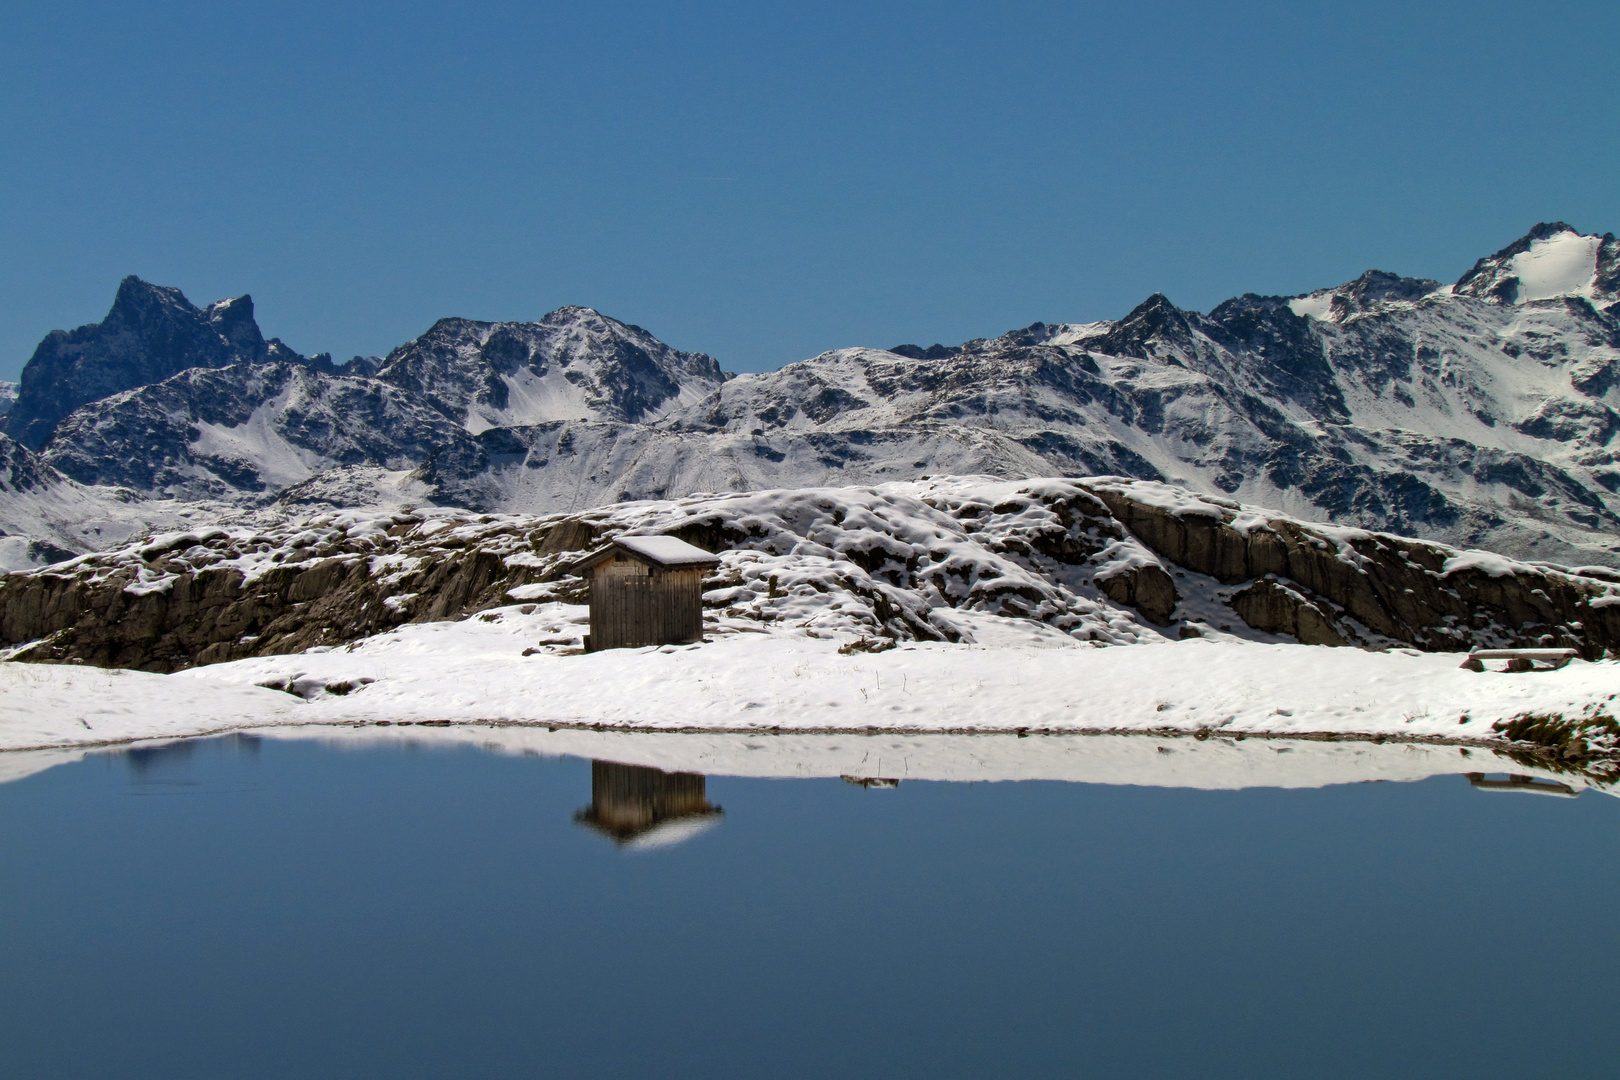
[3,602,1615,760]
[1510,230,1603,303]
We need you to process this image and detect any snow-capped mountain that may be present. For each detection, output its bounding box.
[0,433,213,569]
[371,307,727,431]
[7,222,1620,568]
[3,276,321,450]
[40,360,472,499]
[413,223,1620,565]
[1453,222,1620,308]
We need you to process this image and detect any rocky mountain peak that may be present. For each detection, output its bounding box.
[1089,293,1197,361]
[1337,269,1442,311]
[888,343,963,360]
[1282,269,1443,324]
[1454,223,1620,309]
[373,305,727,431]
[205,294,267,356]
[107,275,196,327]
[4,276,301,451]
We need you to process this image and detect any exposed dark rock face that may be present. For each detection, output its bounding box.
[888,343,963,360]
[5,277,310,450]
[0,432,68,496]
[0,516,585,671]
[1228,579,1348,646]
[1096,564,1179,626]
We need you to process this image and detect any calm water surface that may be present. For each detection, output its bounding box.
[2,735,1618,1079]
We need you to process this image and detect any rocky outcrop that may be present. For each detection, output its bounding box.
[4,478,1618,673]
[1095,564,1178,626]
[1228,580,1347,647]
[0,516,593,672]
[1082,480,1620,657]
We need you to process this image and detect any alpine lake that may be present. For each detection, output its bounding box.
[2,729,1618,1079]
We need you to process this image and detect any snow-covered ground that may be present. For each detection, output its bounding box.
[3,602,1615,785]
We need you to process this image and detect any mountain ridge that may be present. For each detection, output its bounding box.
[5,222,1620,569]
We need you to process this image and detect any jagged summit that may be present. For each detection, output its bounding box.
[1454,222,1620,309]
[1282,270,1445,324]
[372,304,727,432]
[888,343,962,360]
[4,276,308,450]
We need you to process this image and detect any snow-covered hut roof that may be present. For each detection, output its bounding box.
[567,534,722,574]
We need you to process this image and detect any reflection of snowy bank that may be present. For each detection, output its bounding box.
[0,725,1612,800]
[277,724,1620,795]
[3,603,1618,780]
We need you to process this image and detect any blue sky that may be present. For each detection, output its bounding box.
[1,1,1615,378]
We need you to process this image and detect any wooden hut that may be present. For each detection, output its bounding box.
[575,760,723,847]
[567,535,721,651]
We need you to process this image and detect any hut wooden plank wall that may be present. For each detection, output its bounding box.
[567,535,722,651]
[574,760,721,845]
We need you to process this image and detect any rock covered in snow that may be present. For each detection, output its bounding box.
[1454,222,1620,309]
[4,478,1619,674]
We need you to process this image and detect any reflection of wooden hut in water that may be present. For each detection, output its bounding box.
[566,535,721,651]
[842,775,901,788]
[1464,772,1579,797]
[575,760,724,847]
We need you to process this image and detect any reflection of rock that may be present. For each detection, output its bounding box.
[575,760,722,847]
[123,739,197,775]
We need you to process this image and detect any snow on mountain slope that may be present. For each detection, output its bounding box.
[0,433,249,568]
[373,306,727,432]
[1455,221,1620,309]
[39,361,473,500]
[415,419,1062,514]
[9,223,1620,569]
[399,245,1620,566]
[3,276,319,450]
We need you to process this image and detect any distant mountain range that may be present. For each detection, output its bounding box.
[2,221,1618,569]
